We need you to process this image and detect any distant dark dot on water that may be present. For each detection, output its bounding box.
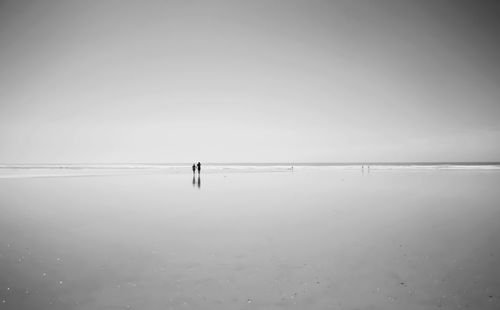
[489,295,493,299]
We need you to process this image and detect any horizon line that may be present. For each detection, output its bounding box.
[1,161,500,166]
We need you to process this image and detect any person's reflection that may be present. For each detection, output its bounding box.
[192,175,196,187]
[197,175,201,188]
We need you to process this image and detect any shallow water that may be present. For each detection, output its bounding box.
[0,168,499,309]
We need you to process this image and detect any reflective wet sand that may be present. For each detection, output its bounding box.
[1,168,499,309]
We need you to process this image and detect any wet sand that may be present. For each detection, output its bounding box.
[0,168,499,309]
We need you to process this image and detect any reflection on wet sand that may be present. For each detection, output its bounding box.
[192,175,201,189]
[0,169,499,309]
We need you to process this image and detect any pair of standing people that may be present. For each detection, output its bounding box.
[192,162,201,174]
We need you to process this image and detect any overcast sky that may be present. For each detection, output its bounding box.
[1,0,499,163]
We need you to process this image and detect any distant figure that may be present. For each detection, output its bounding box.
[192,175,195,187]
[197,162,201,174]
[197,175,201,188]
[192,164,196,174]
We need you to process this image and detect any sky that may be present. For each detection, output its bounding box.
[1,0,499,163]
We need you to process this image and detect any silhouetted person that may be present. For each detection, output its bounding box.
[192,164,196,174]
[192,175,195,187]
[197,162,201,174]
[197,175,201,188]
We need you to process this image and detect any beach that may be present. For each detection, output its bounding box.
[0,166,499,309]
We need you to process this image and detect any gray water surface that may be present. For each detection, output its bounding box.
[0,168,499,309]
